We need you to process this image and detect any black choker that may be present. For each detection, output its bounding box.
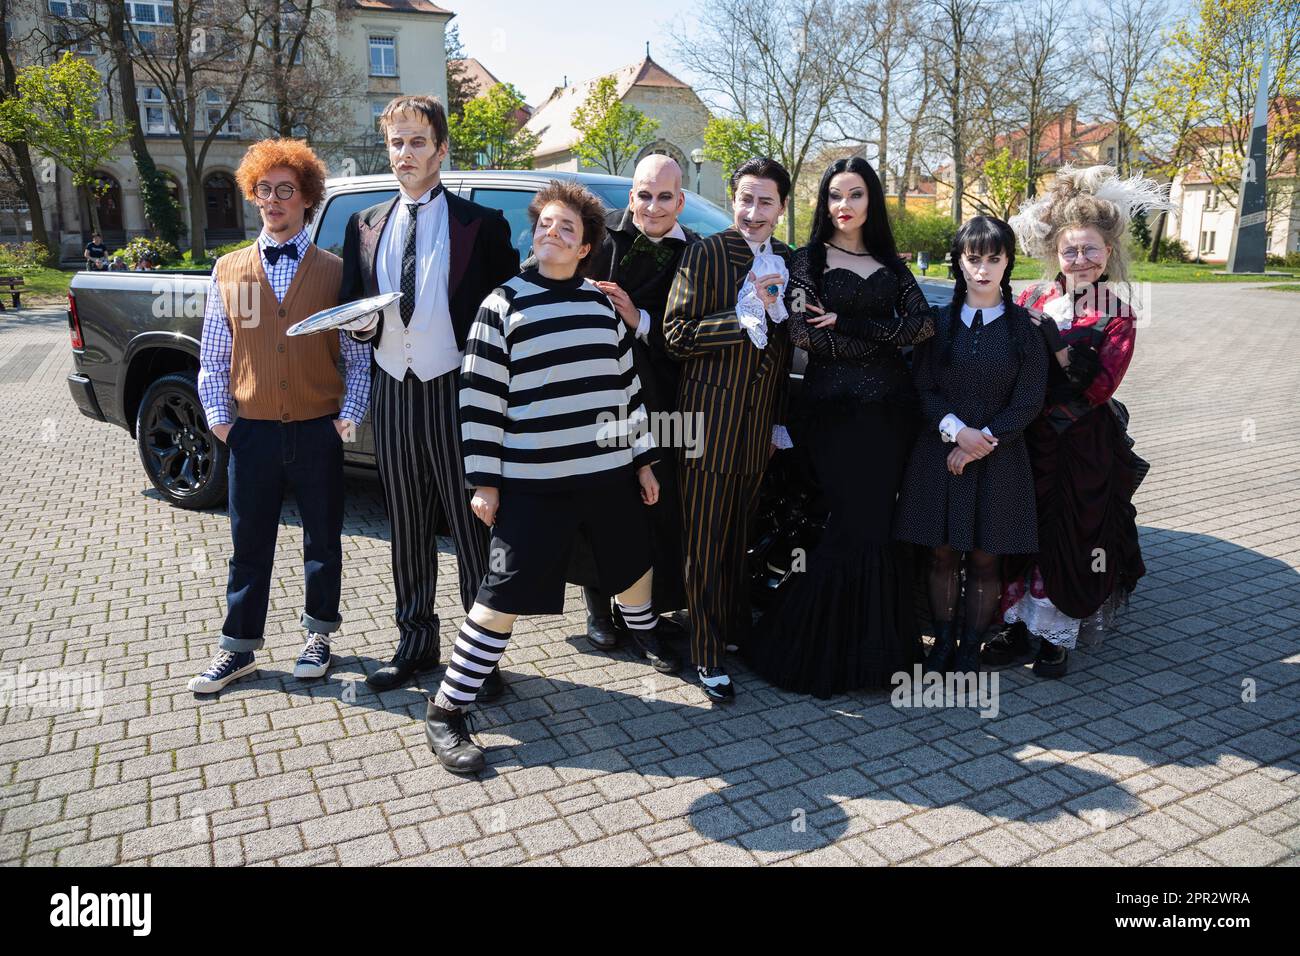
[827,242,872,257]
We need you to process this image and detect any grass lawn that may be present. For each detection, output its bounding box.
[911,257,1298,283]
[1,266,74,306]
[1262,284,1300,292]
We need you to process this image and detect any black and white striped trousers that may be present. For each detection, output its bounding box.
[372,366,491,663]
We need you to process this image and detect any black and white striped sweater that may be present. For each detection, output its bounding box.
[460,268,658,492]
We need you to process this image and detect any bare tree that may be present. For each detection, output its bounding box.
[243,0,360,143]
[827,0,918,181]
[891,31,939,215]
[673,0,842,243]
[923,0,997,220]
[119,0,267,259]
[1006,0,1078,197]
[1090,0,1171,177]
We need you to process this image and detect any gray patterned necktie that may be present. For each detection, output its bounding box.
[400,202,419,325]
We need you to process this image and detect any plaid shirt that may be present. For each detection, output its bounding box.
[198,228,369,428]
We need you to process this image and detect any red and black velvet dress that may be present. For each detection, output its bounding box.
[1002,278,1147,648]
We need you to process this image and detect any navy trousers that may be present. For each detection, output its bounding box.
[219,415,344,651]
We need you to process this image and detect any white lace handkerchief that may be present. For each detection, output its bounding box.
[735,247,789,349]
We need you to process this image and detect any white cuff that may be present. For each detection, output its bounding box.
[772,424,793,449]
[634,308,652,341]
[981,426,994,439]
[939,413,965,443]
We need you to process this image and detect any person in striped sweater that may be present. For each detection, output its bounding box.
[425,180,662,774]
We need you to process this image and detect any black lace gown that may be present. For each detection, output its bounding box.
[744,249,936,698]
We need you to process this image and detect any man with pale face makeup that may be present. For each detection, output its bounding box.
[547,155,698,669]
[337,95,519,693]
[662,157,794,702]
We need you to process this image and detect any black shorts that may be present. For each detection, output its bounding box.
[475,477,652,615]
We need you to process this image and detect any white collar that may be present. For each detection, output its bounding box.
[743,235,773,257]
[960,301,1004,326]
[398,183,443,207]
[645,222,686,244]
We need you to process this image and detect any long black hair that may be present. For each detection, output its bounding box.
[942,215,1024,365]
[805,156,901,279]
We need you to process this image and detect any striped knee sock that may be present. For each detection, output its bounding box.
[616,597,656,633]
[436,618,512,710]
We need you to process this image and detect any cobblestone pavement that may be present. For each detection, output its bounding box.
[1,284,1298,867]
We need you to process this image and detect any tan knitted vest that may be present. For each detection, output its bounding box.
[215,242,343,422]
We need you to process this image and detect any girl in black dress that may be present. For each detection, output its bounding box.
[894,217,1048,674]
[744,157,936,698]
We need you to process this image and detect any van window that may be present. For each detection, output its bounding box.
[313,189,397,255]
[470,188,537,259]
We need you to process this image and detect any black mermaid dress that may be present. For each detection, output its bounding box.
[744,252,936,698]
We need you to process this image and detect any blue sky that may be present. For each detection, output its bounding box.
[446,0,702,109]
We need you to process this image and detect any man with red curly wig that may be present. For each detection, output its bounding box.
[189,138,370,693]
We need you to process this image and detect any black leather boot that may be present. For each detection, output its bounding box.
[982,620,1032,667]
[626,627,681,673]
[425,700,485,774]
[1033,640,1069,679]
[584,587,620,650]
[923,620,957,675]
[366,652,439,691]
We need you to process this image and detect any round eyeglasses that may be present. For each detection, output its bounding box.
[254,182,297,200]
[1059,244,1107,264]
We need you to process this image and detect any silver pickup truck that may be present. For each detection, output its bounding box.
[66,168,952,510]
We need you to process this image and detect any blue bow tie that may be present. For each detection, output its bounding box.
[264,242,300,266]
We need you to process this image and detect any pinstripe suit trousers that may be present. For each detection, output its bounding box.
[371,365,491,663]
[679,465,764,670]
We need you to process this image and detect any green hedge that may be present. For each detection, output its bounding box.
[892,211,956,262]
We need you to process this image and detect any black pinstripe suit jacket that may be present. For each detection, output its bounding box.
[663,228,792,476]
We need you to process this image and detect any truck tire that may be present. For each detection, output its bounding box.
[136,371,229,510]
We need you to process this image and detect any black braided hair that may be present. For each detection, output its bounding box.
[942,215,1023,366]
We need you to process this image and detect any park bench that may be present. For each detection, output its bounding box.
[0,275,24,310]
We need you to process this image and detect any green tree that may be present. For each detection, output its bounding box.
[1138,0,1300,251]
[449,83,539,170]
[979,146,1029,219]
[571,76,658,175]
[702,117,776,197]
[0,51,129,235]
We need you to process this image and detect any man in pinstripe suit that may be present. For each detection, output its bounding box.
[662,157,795,702]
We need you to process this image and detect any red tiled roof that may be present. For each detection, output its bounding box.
[350,0,452,14]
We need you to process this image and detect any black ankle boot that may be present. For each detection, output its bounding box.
[584,587,620,650]
[923,620,957,675]
[954,628,982,674]
[981,620,1031,667]
[1032,640,1069,679]
[425,700,486,774]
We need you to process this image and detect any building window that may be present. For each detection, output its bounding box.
[369,36,396,77]
[1200,230,1216,254]
[371,101,387,132]
[129,1,174,24]
[1106,145,1115,163]
[204,90,241,137]
[138,85,174,135]
[1206,189,1219,211]
[48,1,90,17]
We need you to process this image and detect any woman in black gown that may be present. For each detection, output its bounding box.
[744,157,936,698]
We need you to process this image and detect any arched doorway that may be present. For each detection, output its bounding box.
[203,171,243,245]
[89,171,125,247]
[635,140,691,184]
